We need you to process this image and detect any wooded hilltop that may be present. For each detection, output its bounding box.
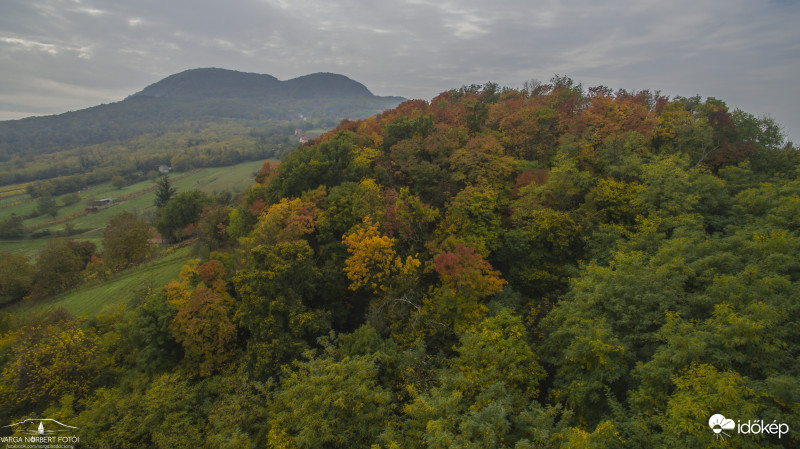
[0,76,798,448]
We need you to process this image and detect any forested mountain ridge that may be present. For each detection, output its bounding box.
[0,68,405,188]
[131,68,382,100]
[1,78,798,448]
[129,68,284,98]
[0,68,403,154]
[130,68,379,99]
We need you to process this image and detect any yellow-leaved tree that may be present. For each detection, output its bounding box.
[0,320,108,417]
[342,216,420,295]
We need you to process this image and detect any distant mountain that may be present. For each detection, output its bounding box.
[0,68,406,157]
[130,68,283,99]
[130,68,378,100]
[281,72,375,98]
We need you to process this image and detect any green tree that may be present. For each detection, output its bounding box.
[59,192,81,206]
[103,212,152,269]
[516,154,594,211]
[0,216,25,238]
[268,350,393,448]
[0,321,108,417]
[156,190,212,241]
[583,177,644,227]
[196,204,232,250]
[436,184,503,255]
[203,374,269,448]
[234,240,330,378]
[226,205,256,240]
[111,175,127,190]
[662,364,761,449]
[74,373,205,449]
[654,99,714,163]
[0,251,35,306]
[637,154,730,232]
[497,205,582,297]
[316,180,384,246]
[117,293,183,374]
[32,239,95,297]
[35,193,58,217]
[154,175,176,208]
[265,131,365,202]
[384,186,440,245]
[383,310,547,448]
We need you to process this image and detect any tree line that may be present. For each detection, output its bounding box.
[0,175,228,306]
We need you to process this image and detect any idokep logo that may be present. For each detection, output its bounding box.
[709,413,790,441]
[708,414,735,441]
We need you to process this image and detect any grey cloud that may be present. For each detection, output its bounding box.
[0,0,798,140]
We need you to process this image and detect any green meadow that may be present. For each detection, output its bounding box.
[0,160,266,257]
[7,245,193,317]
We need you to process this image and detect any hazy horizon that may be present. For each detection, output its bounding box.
[2,0,799,141]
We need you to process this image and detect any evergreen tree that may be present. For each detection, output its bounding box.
[154,175,176,209]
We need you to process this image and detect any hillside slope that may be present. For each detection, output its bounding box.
[0,68,405,186]
[1,78,797,448]
[0,68,404,156]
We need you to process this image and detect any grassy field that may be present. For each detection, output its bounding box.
[8,245,194,317]
[0,160,266,257]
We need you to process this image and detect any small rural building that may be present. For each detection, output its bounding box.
[90,198,118,207]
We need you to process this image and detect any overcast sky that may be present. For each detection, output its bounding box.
[2,0,799,141]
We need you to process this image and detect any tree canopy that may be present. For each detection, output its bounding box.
[1,78,798,448]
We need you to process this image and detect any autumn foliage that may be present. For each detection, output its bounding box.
[2,77,798,448]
